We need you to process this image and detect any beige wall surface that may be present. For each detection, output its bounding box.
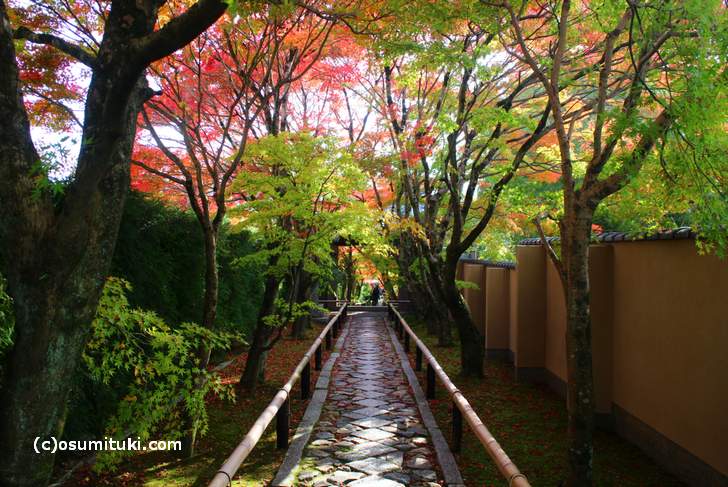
[509,269,518,357]
[462,263,486,336]
[588,245,614,414]
[545,259,567,381]
[515,246,546,368]
[610,239,728,475]
[485,267,510,350]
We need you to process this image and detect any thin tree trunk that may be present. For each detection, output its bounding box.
[181,228,219,457]
[442,279,483,376]
[200,229,219,364]
[239,275,279,390]
[291,271,312,339]
[429,273,453,346]
[562,210,596,487]
[344,247,355,301]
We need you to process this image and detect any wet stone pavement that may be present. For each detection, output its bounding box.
[294,313,444,486]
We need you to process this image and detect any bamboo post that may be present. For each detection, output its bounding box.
[276,398,289,449]
[301,362,311,400]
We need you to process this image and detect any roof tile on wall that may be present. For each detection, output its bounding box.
[517,226,695,246]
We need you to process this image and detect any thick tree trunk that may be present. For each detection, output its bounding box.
[0,1,227,483]
[428,256,484,376]
[239,275,280,390]
[562,209,596,487]
[442,278,483,376]
[0,75,144,487]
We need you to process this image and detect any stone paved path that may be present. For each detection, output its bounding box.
[293,313,444,486]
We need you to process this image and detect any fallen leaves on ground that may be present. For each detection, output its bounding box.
[403,316,685,487]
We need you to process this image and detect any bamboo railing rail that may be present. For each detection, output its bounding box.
[387,302,531,487]
[207,303,348,487]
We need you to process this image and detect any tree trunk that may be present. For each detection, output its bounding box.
[181,228,219,457]
[562,209,596,487]
[0,78,144,487]
[344,247,355,301]
[395,234,450,339]
[199,229,220,364]
[442,279,483,376]
[291,272,312,339]
[429,272,453,346]
[239,275,280,390]
[434,257,483,376]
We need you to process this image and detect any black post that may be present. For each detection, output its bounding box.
[416,347,423,371]
[325,329,332,350]
[404,332,410,353]
[333,317,339,337]
[315,345,322,371]
[426,362,436,399]
[276,398,290,449]
[452,401,463,453]
[301,362,311,400]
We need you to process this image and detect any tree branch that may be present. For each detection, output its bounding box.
[133,0,228,65]
[534,214,566,290]
[13,26,97,67]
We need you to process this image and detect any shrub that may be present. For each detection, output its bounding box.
[82,277,237,470]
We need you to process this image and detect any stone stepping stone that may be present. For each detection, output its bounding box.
[351,427,395,442]
[355,398,387,408]
[326,469,366,483]
[352,417,391,429]
[298,470,318,482]
[384,472,411,484]
[334,441,397,462]
[347,452,404,475]
[413,469,437,481]
[405,455,432,469]
[349,475,406,486]
[352,406,390,417]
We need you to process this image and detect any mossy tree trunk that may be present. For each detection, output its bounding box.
[0,2,227,484]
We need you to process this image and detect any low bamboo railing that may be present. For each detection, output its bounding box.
[207,303,348,487]
[387,303,531,487]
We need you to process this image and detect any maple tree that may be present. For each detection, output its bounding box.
[133,0,349,390]
[230,133,377,388]
[497,0,728,484]
[348,1,559,375]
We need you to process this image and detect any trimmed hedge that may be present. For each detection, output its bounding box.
[111,191,263,335]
